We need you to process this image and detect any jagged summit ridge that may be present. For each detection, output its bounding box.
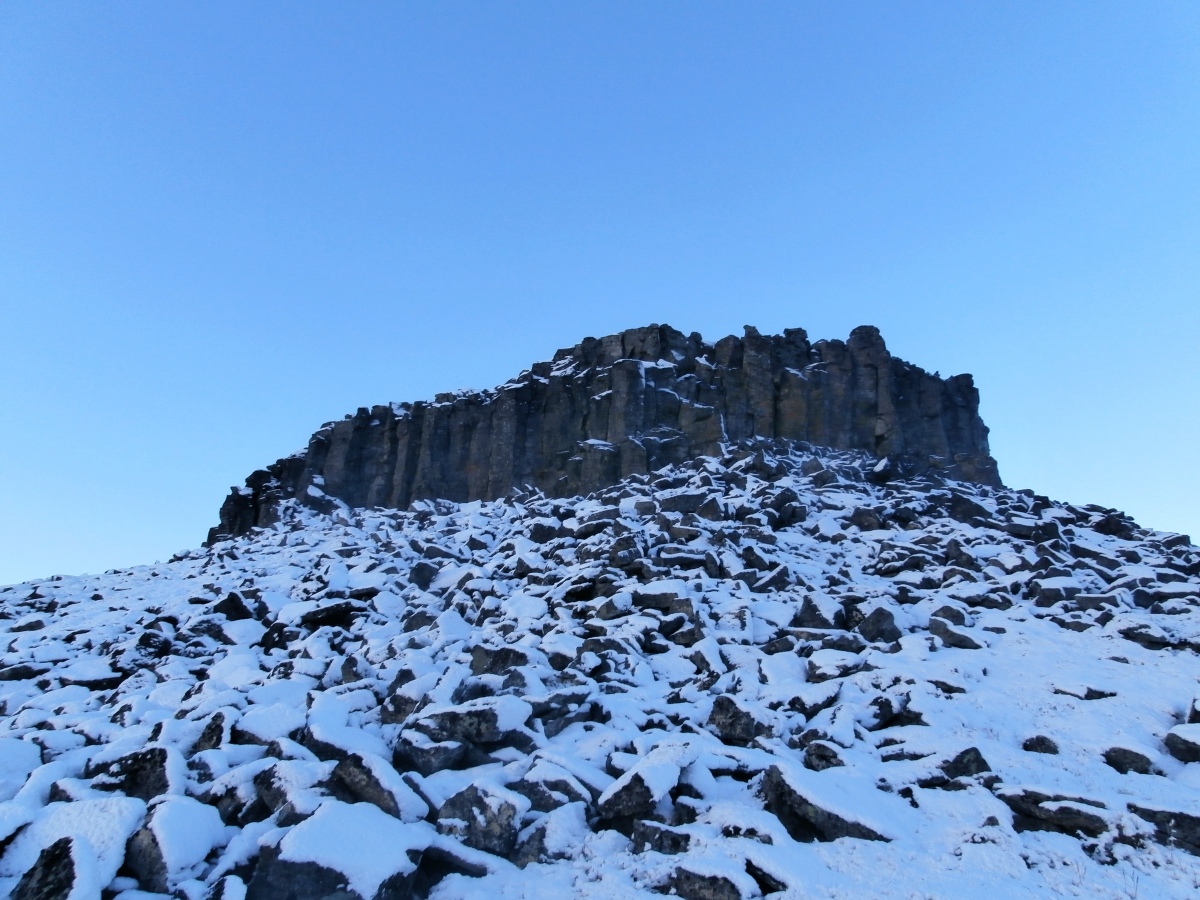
[210,323,999,544]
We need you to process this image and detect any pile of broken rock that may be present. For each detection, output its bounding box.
[2,440,1200,899]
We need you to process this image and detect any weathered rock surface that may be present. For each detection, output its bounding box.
[210,324,1000,541]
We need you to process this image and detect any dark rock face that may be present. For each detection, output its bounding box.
[209,324,1000,542]
[13,837,77,900]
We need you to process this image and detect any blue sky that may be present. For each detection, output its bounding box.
[2,3,1198,584]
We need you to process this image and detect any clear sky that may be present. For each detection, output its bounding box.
[2,3,1198,585]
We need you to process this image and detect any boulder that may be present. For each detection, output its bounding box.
[437,784,526,857]
[124,796,226,893]
[11,837,78,900]
[759,765,890,843]
[333,752,429,821]
[857,608,901,643]
[997,788,1110,837]
[668,867,746,900]
[247,801,431,900]
[88,747,174,801]
[929,617,982,650]
[1103,747,1154,775]
[1165,724,1200,763]
[708,695,761,746]
[1022,735,1059,755]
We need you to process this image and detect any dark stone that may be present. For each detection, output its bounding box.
[393,733,467,776]
[1129,804,1200,856]
[597,771,661,824]
[333,754,409,818]
[208,325,1001,543]
[0,664,51,682]
[1022,735,1059,755]
[630,820,691,855]
[803,741,844,772]
[1103,747,1153,775]
[212,592,254,621]
[135,630,173,658]
[751,565,791,593]
[759,765,889,843]
[669,867,743,900]
[510,772,591,813]
[931,605,966,626]
[790,597,835,629]
[468,645,529,676]
[125,823,170,893]
[408,560,439,591]
[89,747,171,801]
[998,788,1109,838]
[13,837,77,900]
[416,703,532,747]
[659,491,709,514]
[1165,728,1200,763]
[299,601,364,631]
[947,493,990,525]
[857,608,902,643]
[247,842,418,900]
[929,617,982,650]
[940,747,990,779]
[206,876,247,900]
[437,785,521,857]
[409,844,489,895]
[745,860,788,895]
[708,695,760,746]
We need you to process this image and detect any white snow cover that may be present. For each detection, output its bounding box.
[275,800,435,896]
[147,795,227,876]
[0,442,1198,898]
[0,797,146,893]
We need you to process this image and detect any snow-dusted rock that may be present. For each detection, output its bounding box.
[2,438,1200,897]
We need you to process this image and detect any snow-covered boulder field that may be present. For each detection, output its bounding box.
[2,441,1199,899]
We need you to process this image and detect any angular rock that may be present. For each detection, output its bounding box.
[668,867,744,900]
[1022,735,1059,755]
[89,747,173,801]
[1103,746,1154,775]
[998,788,1109,838]
[759,765,890,842]
[247,801,430,900]
[857,607,901,643]
[630,819,692,855]
[333,752,429,821]
[803,741,844,772]
[12,837,78,900]
[929,617,982,650]
[1164,724,1200,763]
[437,784,524,857]
[708,695,761,746]
[1129,804,1200,856]
[511,802,591,868]
[940,747,990,779]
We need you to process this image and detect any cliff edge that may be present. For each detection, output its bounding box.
[209,323,1000,543]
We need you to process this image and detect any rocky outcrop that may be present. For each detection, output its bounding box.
[209,323,1000,542]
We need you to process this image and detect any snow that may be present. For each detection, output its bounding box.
[147,796,227,875]
[0,738,42,802]
[0,442,1199,897]
[0,796,146,888]
[275,801,434,897]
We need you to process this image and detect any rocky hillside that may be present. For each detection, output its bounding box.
[210,324,999,543]
[2,440,1199,899]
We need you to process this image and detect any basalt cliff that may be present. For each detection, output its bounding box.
[210,324,999,543]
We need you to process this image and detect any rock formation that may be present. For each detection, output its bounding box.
[210,324,999,543]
